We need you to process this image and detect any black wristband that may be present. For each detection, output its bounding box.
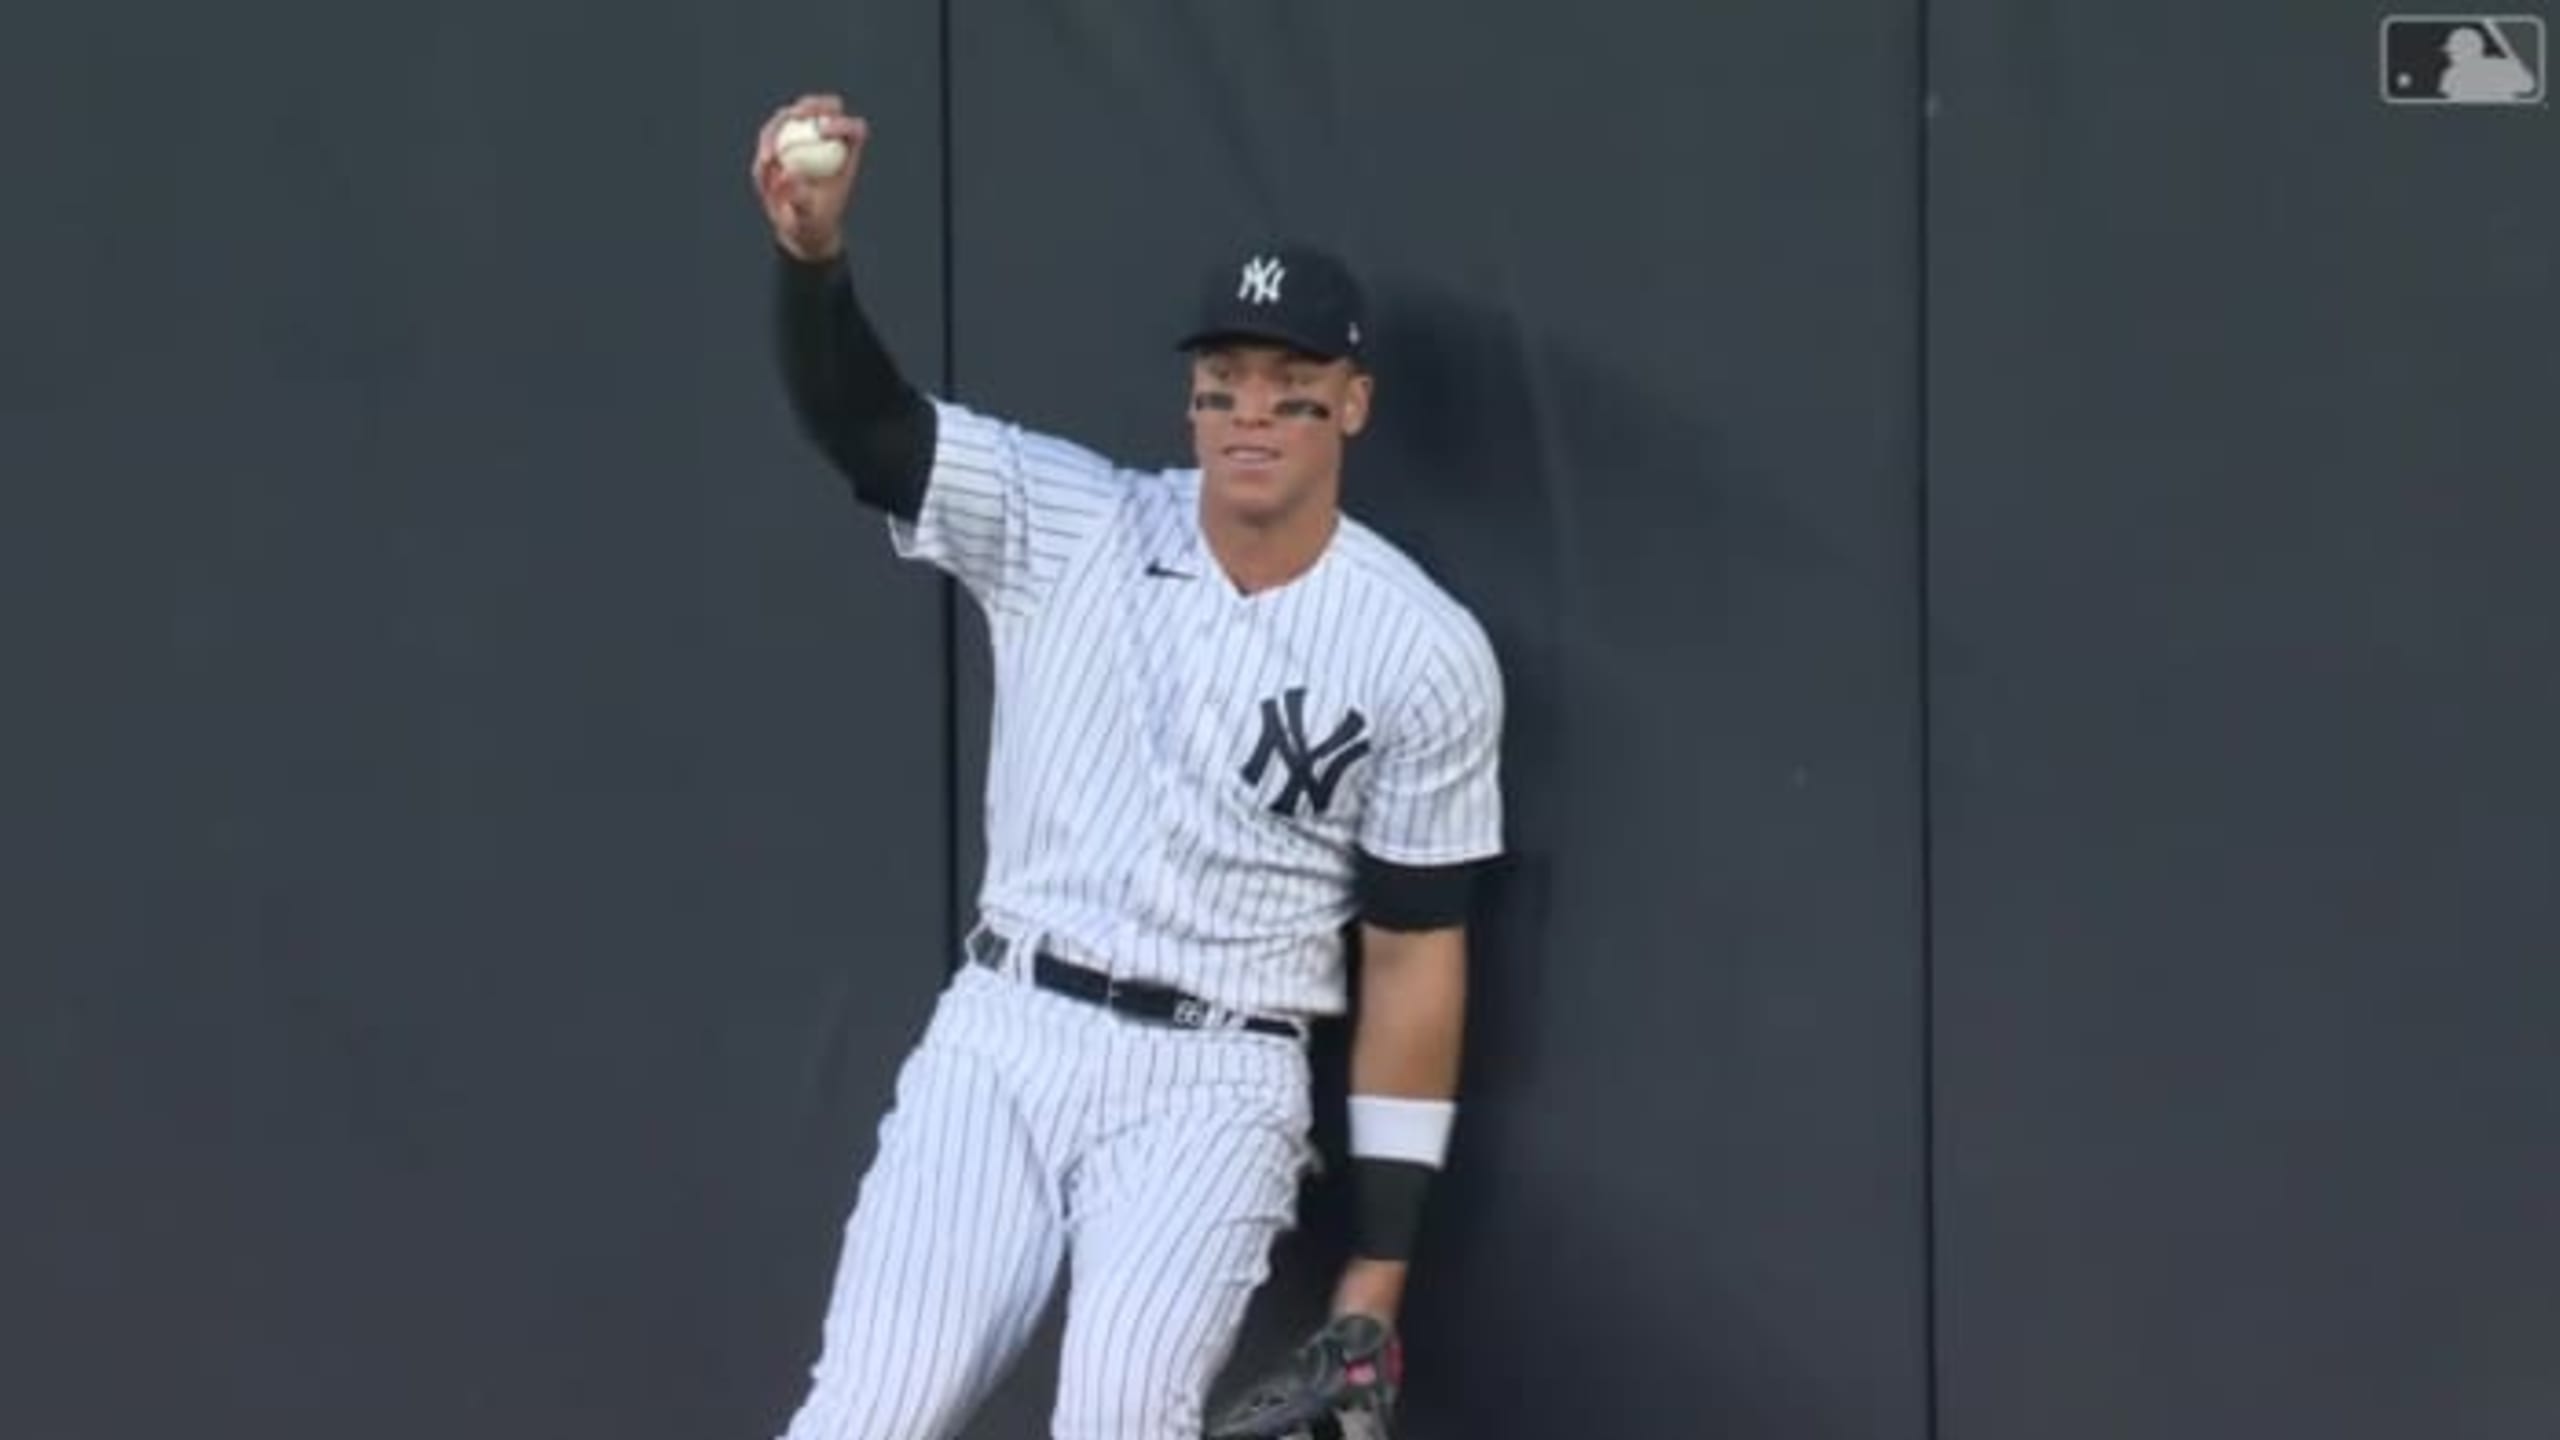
[1350,1156,1436,1262]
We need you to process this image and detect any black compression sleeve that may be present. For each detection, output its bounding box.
[1355,852,1488,931]
[772,246,935,520]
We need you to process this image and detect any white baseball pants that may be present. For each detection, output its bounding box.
[778,957,1315,1440]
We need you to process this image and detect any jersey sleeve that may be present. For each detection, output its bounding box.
[1359,618,1506,868]
[888,398,1126,618]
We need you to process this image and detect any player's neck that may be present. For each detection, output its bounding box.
[1200,500,1339,596]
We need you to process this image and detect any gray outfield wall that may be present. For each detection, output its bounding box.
[4,3,2550,1439]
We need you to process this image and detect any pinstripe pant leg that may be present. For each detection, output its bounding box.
[1050,1030,1312,1440]
[781,974,1071,1440]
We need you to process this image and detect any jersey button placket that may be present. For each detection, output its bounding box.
[1189,598,1253,770]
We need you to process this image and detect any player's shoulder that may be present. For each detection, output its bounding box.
[925,394,1147,497]
[1326,515,1502,687]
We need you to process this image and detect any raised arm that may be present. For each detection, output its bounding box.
[751,95,932,520]
[747,95,1123,617]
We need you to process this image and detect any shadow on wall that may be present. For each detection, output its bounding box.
[1351,278,1573,1106]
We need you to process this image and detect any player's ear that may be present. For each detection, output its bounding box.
[1339,369,1375,439]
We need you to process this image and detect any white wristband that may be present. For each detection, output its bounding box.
[1348,1094,1457,1168]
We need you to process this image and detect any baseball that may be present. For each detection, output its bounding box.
[776,116,847,179]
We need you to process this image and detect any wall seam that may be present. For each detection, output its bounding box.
[1914,0,1944,1435]
[937,0,964,972]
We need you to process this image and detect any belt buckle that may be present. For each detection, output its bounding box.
[1107,974,1220,1032]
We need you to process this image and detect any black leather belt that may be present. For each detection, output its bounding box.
[967,929,1303,1041]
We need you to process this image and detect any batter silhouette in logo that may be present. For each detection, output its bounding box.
[1242,687,1372,817]
[2382,15,2545,104]
[2442,23,2537,99]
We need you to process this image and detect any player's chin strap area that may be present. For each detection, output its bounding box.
[1206,1313,1403,1440]
[965,926,1308,1042]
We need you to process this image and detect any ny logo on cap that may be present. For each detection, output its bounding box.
[1238,255,1286,305]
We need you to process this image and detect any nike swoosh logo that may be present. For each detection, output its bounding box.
[1143,561,1195,579]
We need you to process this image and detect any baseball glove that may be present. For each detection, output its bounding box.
[1206,1314,1403,1440]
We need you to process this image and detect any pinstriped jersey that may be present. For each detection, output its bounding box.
[887,397,1505,1019]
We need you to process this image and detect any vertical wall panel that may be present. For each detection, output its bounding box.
[1927,6,2560,1438]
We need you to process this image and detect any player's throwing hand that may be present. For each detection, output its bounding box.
[751,95,869,263]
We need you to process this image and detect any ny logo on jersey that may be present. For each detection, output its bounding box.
[1238,255,1286,305]
[1241,687,1371,818]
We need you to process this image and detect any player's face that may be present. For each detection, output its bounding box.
[1188,344,1372,525]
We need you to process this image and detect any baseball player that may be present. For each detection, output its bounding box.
[749,94,1504,1440]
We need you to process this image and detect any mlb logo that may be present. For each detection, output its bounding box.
[2380,15,2547,104]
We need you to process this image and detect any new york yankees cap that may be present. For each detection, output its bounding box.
[1175,241,1369,364]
